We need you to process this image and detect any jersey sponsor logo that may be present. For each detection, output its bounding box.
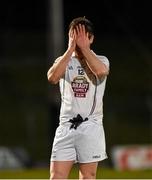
[71,76,89,98]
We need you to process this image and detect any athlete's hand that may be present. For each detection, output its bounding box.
[75,24,90,50]
[68,29,76,52]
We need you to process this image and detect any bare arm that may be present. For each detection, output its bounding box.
[47,49,73,84]
[81,48,109,78]
[47,29,76,84]
[76,24,109,78]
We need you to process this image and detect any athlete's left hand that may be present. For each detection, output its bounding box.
[75,24,91,50]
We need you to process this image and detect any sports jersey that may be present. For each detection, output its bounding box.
[59,52,109,124]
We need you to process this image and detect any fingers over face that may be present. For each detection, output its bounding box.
[69,28,73,37]
[81,24,86,34]
[73,29,77,39]
[76,25,80,35]
[75,24,86,36]
[69,23,91,41]
[69,28,76,39]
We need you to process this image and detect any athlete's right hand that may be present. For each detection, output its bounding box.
[68,29,76,52]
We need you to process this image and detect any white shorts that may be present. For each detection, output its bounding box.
[50,119,108,163]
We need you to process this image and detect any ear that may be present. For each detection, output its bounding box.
[90,35,94,44]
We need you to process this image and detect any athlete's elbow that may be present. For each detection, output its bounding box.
[96,69,109,78]
[47,72,59,84]
[48,76,59,84]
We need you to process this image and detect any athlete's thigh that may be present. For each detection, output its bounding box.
[79,162,98,179]
[50,161,74,179]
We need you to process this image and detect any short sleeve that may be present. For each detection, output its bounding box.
[98,55,110,70]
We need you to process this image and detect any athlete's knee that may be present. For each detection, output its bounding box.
[50,169,67,179]
[79,171,96,179]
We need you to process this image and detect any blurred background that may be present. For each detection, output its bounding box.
[0,0,152,175]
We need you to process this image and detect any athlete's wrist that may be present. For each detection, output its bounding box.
[80,47,90,54]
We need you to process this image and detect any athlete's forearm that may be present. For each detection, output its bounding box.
[81,48,109,78]
[47,48,73,84]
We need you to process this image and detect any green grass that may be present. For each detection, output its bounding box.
[0,167,152,179]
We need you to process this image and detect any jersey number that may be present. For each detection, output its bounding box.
[78,68,84,75]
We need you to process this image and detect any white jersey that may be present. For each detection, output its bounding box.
[59,52,109,124]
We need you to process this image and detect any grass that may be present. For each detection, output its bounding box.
[0,166,152,179]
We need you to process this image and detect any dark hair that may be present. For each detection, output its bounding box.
[69,17,94,35]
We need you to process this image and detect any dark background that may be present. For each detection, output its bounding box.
[0,0,152,166]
